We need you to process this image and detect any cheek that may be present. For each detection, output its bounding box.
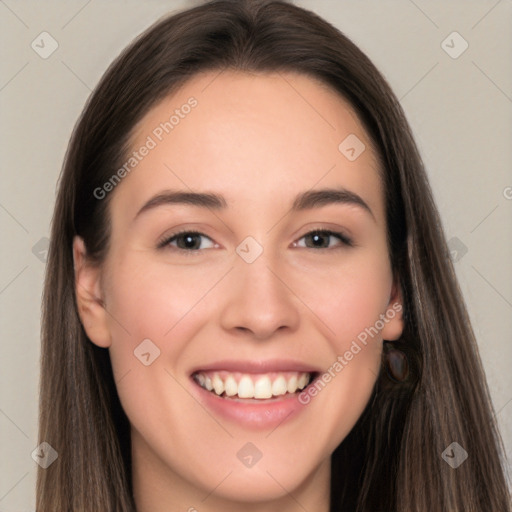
[105,255,218,341]
[289,252,391,438]
[293,250,392,350]
[102,257,202,384]
[102,260,231,480]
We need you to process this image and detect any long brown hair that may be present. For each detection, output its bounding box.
[37,0,511,510]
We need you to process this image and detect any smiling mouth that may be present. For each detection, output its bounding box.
[192,370,316,400]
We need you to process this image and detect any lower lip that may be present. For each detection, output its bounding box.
[191,378,308,429]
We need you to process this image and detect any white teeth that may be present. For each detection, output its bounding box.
[271,376,288,396]
[238,376,255,398]
[224,375,238,397]
[287,375,298,393]
[298,373,309,389]
[195,371,313,399]
[212,374,224,395]
[254,376,272,399]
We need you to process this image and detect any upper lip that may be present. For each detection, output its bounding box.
[189,359,321,375]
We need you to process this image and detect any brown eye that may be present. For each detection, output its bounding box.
[295,230,353,249]
[158,230,215,251]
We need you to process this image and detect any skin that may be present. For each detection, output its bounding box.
[73,70,403,512]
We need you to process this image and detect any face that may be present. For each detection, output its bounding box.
[74,70,403,511]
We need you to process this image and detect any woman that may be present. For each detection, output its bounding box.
[37,0,511,510]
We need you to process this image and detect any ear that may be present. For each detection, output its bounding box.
[73,236,111,348]
[381,276,404,341]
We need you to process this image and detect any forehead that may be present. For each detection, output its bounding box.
[109,69,383,227]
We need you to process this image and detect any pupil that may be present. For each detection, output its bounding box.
[310,233,326,247]
[182,234,199,249]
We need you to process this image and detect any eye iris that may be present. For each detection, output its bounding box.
[307,232,329,248]
[178,233,201,249]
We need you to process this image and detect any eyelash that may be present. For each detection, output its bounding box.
[157,228,354,253]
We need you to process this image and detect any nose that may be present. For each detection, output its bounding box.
[219,251,301,340]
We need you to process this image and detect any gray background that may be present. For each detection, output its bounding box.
[1,0,511,509]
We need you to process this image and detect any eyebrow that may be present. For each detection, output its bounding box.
[133,187,375,222]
